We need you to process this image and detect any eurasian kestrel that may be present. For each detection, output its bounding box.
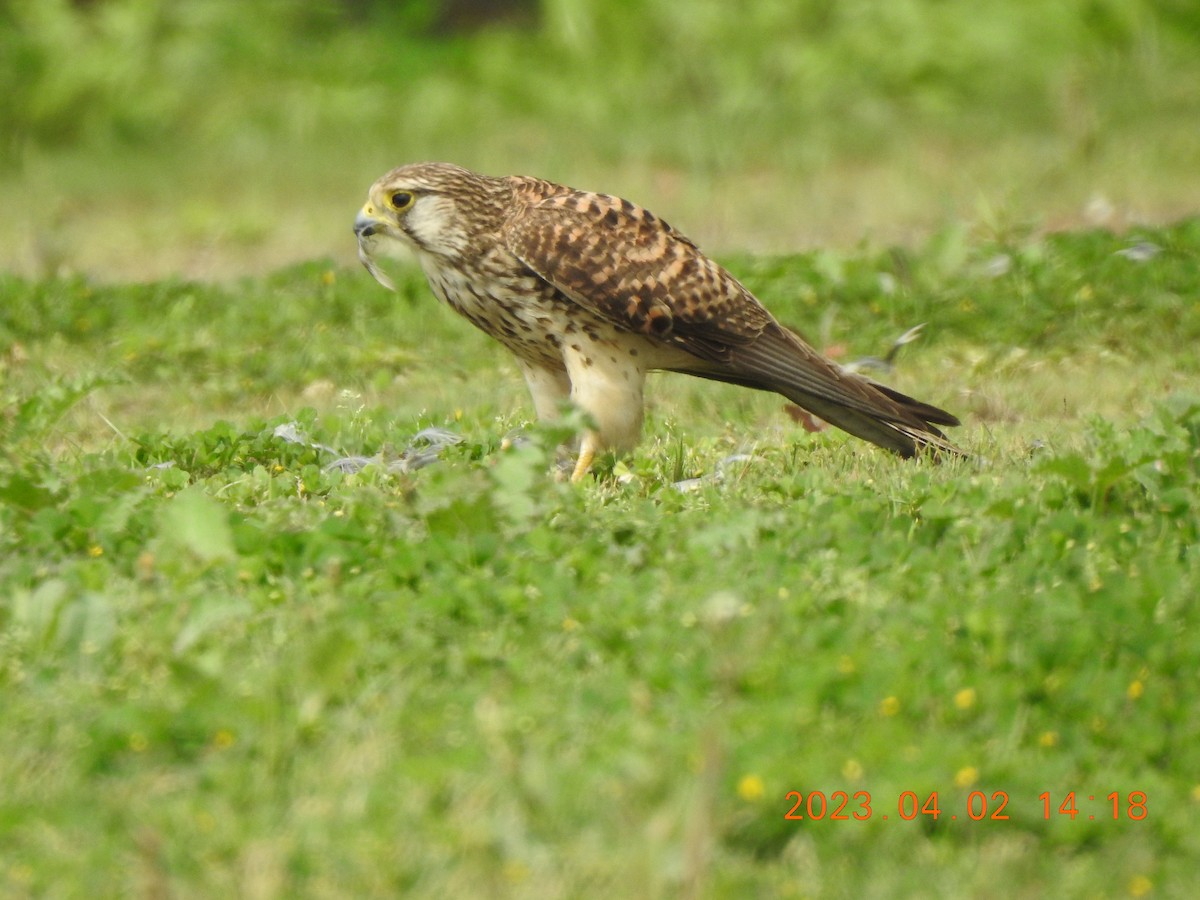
[354,163,961,480]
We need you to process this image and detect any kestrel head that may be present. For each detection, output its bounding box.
[354,162,506,288]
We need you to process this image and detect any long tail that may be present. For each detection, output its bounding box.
[678,323,964,458]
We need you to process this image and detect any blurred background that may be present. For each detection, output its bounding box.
[2,0,1198,280]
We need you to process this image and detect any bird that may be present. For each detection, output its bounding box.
[353,162,961,481]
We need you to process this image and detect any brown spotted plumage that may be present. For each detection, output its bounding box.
[354,162,961,480]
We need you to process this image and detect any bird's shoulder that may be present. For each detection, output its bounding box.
[504,176,697,249]
[499,177,774,347]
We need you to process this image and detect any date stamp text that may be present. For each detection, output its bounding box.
[783,790,1148,822]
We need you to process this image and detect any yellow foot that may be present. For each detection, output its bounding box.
[570,446,596,483]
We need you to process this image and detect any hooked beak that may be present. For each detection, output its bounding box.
[354,205,383,238]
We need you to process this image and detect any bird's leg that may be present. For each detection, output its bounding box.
[570,435,598,483]
[559,344,647,484]
[519,362,572,424]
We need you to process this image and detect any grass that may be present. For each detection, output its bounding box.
[3,2,1199,894]
[3,0,1200,279]
[2,219,1199,897]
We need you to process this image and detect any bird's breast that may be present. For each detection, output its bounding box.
[421,259,581,368]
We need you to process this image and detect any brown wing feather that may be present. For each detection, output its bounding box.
[504,189,772,345]
[503,187,962,457]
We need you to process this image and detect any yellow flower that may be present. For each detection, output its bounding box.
[321,269,336,286]
[1190,784,1200,803]
[502,861,529,884]
[561,617,581,632]
[842,759,864,781]
[87,545,104,558]
[880,696,900,717]
[1127,680,1144,700]
[737,774,765,801]
[213,729,236,749]
[954,766,978,788]
[1038,731,1059,748]
[954,688,976,710]
[1128,875,1153,896]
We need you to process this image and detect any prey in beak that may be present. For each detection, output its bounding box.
[354,205,396,291]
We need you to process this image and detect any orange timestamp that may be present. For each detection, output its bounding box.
[783,790,1148,822]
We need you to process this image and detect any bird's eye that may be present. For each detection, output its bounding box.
[390,191,415,211]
